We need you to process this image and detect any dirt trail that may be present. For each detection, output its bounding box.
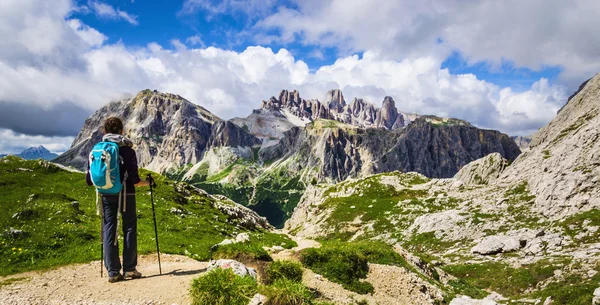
[0,254,208,305]
[1,234,441,305]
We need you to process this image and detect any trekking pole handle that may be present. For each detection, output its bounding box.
[146,174,157,188]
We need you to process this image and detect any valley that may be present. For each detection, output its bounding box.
[3,74,600,304]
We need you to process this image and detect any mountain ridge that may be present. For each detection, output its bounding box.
[0,145,59,161]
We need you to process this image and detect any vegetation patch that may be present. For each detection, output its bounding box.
[542,150,551,159]
[189,268,257,305]
[265,260,304,284]
[529,264,600,305]
[211,243,272,263]
[443,259,569,298]
[258,278,315,305]
[0,277,29,288]
[301,242,374,294]
[561,209,600,244]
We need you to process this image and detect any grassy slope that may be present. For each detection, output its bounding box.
[0,156,292,276]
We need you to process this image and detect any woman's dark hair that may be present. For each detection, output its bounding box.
[104,117,124,134]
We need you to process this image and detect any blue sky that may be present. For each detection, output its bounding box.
[1,0,599,153]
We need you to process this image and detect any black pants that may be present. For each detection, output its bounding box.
[102,194,137,277]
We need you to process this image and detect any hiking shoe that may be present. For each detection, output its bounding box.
[108,274,124,283]
[124,270,142,279]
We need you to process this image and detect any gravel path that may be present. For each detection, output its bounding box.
[0,254,208,305]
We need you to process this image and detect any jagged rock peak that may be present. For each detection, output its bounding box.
[260,89,331,121]
[376,96,402,129]
[323,89,346,111]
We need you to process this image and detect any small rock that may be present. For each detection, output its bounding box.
[450,296,498,305]
[217,239,234,246]
[350,206,356,209]
[207,259,257,280]
[315,274,323,281]
[235,233,250,243]
[543,296,552,305]
[593,287,600,305]
[248,294,268,305]
[271,246,285,253]
[4,227,29,239]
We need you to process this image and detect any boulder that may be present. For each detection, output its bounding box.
[472,235,522,255]
[207,259,257,280]
[235,233,250,243]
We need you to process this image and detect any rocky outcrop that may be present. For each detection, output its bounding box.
[208,120,261,148]
[454,153,508,185]
[499,73,600,219]
[375,96,404,129]
[261,90,332,121]
[378,117,521,178]
[323,89,346,112]
[55,90,257,173]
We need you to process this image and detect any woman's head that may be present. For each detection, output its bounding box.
[104,117,124,135]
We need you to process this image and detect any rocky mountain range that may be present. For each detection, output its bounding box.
[55,87,520,228]
[230,89,418,146]
[0,146,59,161]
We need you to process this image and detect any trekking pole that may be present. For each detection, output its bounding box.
[100,222,103,278]
[147,174,162,275]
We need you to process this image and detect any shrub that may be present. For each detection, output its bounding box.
[189,268,257,305]
[301,244,374,294]
[265,260,304,284]
[212,242,272,263]
[259,278,314,305]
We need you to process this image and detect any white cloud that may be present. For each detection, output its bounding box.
[186,35,205,47]
[0,0,573,156]
[0,129,73,154]
[256,0,600,88]
[89,0,138,25]
[68,19,107,47]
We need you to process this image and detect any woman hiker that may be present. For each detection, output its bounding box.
[86,117,152,283]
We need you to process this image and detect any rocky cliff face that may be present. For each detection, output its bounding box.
[55,90,258,173]
[499,72,600,219]
[378,116,521,178]
[261,116,520,181]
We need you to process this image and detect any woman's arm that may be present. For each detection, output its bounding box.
[135,180,150,187]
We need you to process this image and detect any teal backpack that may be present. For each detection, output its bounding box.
[89,142,123,194]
